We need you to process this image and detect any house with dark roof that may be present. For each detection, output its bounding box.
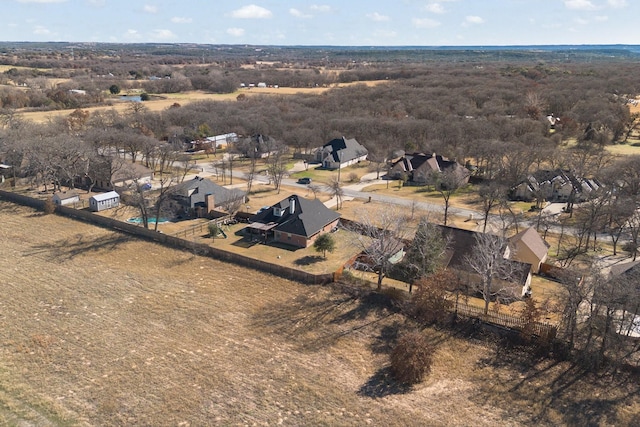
[315,137,368,170]
[435,225,532,300]
[509,227,550,274]
[246,194,341,248]
[510,169,602,203]
[388,152,470,185]
[169,176,246,218]
[74,156,154,192]
[603,261,640,337]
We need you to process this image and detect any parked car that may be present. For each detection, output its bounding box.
[297,177,312,185]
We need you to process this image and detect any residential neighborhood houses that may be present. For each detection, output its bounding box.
[246,194,340,248]
[388,152,471,186]
[510,169,603,205]
[4,124,639,354]
[315,136,369,169]
[169,176,246,218]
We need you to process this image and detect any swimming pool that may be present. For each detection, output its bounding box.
[126,217,170,224]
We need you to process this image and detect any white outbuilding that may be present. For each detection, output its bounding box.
[52,191,80,206]
[89,191,120,212]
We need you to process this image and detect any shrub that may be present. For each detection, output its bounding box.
[43,198,56,215]
[208,222,220,238]
[390,331,434,385]
[409,271,456,325]
[313,233,335,258]
[140,93,150,101]
[348,172,359,183]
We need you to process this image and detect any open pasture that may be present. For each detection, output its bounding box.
[0,201,638,426]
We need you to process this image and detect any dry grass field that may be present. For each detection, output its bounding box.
[14,80,389,124]
[1,201,639,426]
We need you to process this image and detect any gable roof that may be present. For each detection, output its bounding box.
[249,194,340,238]
[53,190,79,200]
[509,227,550,260]
[321,137,368,163]
[609,260,640,279]
[172,176,246,207]
[90,190,120,202]
[434,225,531,286]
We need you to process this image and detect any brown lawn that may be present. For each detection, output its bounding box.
[0,201,638,426]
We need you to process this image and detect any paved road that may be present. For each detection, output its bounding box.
[197,160,622,243]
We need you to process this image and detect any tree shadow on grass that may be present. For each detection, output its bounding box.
[23,233,131,261]
[293,255,324,266]
[358,366,412,398]
[472,342,640,426]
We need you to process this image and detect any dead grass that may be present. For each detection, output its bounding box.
[15,80,390,124]
[0,201,638,426]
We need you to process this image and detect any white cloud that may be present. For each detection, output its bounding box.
[465,16,484,25]
[425,3,446,14]
[143,4,157,14]
[17,0,66,3]
[150,29,176,40]
[34,25,51,34]
[607,0,627,7]
[171,17,192,24]
[564,0,597,10]
[227,27,245,37]
[366,12,389,22]
[412,17,440,29]
[310,4,331,13]
[574,17,589,25]
[231,5,272,19]
[289,8,311,18]
[594,15,609,21]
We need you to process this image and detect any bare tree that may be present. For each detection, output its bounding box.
[326,177,344,210]
[267,154,288,194]
[464,232,523,315]
[432,168,466,226]
[348,208,408,291]
[478,181,506,233]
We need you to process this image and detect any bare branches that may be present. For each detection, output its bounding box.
[347,208,408,290]
[464,232,523,315]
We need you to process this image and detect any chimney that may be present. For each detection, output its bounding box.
[206,194,215,213]
[289,197,295,214]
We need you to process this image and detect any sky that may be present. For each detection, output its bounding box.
[2,0,640,46]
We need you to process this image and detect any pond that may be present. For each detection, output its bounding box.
[119,95,142,102]
[126,217,170,224]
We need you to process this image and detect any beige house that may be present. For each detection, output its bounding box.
[509,227,550,274]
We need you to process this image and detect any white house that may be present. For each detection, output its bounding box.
[52,191,80,207]
[89,191,120,212]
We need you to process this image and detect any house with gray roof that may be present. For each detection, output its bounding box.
[246,194,340,248]
[435,225,532,300]
[170,176,246,218]
[388,152,470,185]
[315,137,368,170]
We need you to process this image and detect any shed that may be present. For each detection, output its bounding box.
[89,191,120,212]
[52,191,80,206]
